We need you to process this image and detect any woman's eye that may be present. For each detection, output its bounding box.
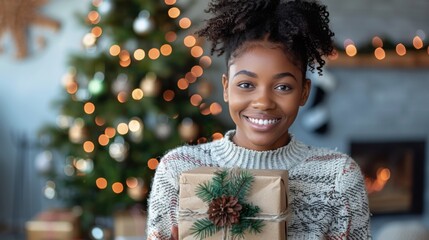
[237,82,253,89]
[275,85,291,91]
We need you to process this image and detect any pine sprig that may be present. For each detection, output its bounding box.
[190,218,219,240]
[191,168,265,239]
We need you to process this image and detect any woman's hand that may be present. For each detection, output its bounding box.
[170,225,178,240]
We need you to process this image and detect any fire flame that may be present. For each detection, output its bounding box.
[365,167,391,194]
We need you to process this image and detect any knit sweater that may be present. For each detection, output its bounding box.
[146,130,371,240]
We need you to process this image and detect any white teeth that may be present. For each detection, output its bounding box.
[248,117,279,126]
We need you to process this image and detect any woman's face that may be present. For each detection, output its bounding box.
[223,42,310,151]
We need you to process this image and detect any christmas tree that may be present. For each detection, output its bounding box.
[39,0,227,234]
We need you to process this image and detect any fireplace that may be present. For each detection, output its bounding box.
[350,140,425,215]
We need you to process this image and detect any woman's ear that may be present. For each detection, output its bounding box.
[300,79,311,106]
[222,74,229,103]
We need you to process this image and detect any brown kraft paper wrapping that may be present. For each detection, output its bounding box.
[178,166,288,240]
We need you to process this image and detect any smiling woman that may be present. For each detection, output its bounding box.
[146,0,371,239]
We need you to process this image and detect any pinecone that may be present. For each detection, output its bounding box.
[207,196,242,227]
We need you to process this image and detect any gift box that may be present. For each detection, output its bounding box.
[178,167,288,240]
[114,209,147,240]
[26,209,80,240]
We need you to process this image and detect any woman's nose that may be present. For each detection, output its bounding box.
[251,89,275,110]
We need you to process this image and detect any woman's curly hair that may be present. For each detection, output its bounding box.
[196,0,335,75]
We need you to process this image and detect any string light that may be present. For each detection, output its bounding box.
[96,177,107,189]
[117,123,129,135]
[84,102,95,114]
[91,26,103,37]
[126,177,139,188]
[168,7,180,19]
[413,36,423,49]
[105,127,116,138]
[345,44,357,57]
[212,132,223,141]
[372,36,383,48]
[190,94,202,106]
[191,65,203,77]
[83,141,95,153]
[131,88,144,100]
[147,158,159,170]
[163,90,175,101]
[374,47,386,60]
[165,31,177,42]
[183,35,196,47]
[185,72,196,83]
[133,49,145,60]
[160,44,172,56]
[98,134,109,146]
[199,56,212,68]
[209,102,223,115]
[396,43,406,56]
[87,11,100,24]
[112,182,124,194]
[109,45,121,56]
[164,0,176,5]
[191,46,203,58]
[177,78,189,90]
[179,17,191,29]
[117,91,128,103]
[148,48,160,59]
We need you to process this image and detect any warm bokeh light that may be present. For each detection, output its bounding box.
[98,134,109,146]
[96,177,107,189]
[147,158,159,170]
[128,119,142,132]
[191,65,203,77]
[88,11,100,24]
[183,35,196,47]
[413,36,424,49]
[119,59,131,67]
[374,47,386,60]
[66,82,78,94]
[148,48,160,60]
[84,102,95,114]
[191,46,203,58]
[109,45,121,56]
[199,103,211,115]
[328,49,339,60]
[343,39,354,48]
[177,78,189,90]
[95,116,106,126]
[91,26,103,37]
[83,141,95,153]
[92,0,102,7]
[160,44,172,56]
[117,91,128,103]
[197,137,207,144]
[119,50,130,61]
[134,49,145,60]
[82,33,97,47]
[190,94,202,106]
[164,0,176,5]
[126,177,139,188]
[212,132,223,141]
[345,44,357,57]
[165,31,177,42]
[396,43,406,56]
[185,72,196,83]
[132,88,144,100]
[179,17,191,29]
[209,102,222,115]
[168,7,180,18]
[112,182,124,194]
[163,90,175,102]
[372,36,383,48]
[199,56,212,68]
[105,127,116,138]
[117,123,129,135]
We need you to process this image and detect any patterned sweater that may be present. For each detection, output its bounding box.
[147,130,371,239]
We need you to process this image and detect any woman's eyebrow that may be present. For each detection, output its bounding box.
[273,72,297,81]
[233,70,257,78]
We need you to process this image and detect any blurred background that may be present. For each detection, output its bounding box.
[0,0,428,239]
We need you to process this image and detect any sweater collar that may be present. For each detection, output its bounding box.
[211,130,309,170]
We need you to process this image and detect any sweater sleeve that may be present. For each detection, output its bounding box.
[146,158,179,240]
[329,157,372,239]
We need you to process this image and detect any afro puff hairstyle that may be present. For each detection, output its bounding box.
[196,0,335,75]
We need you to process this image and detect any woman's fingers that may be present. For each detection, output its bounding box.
[171,225,178,240]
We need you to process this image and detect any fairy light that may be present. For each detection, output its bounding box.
[199,56,212,68]
[148,48,160,60]
[165,31,177,42]
[88,11,100,24]
[164,0,176,5]
[374,47,385,60]
[119,50,130,61]
[134,49,145,60]
[83,141,95,153]
[396,43,406,56]
[128,119,142,132]
[190,94,202,106]
[82,33,97,47]
[95,116,105,126]
[183,35,196,47]
[372,36,383,48]
[117,92,128,103]
[328,49,338,60]
[105,127,116,138]
[345,44,357,57]
[179,17,191,29]
[212,132,223,141]
[66,81,78,94]
[210,102,223,115]
[117,123,129,135]
[112,182,124,194]
[126,177,139,188]
[191,65,203,77]
[98,134,109,146]
[413,36,423,49]
[147,158,159,170]
[199,103,211,115]
[177,78,189,90]
[185,72,196,83]
[91,26,103,37]
[84,102,95,114]
[96,177,107,189]
[160,44,172,56]
[191,46,203,58]
[168,7,180,18]
[109,45,121,56]
[163,90,175,101]
[131,88,144,100]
